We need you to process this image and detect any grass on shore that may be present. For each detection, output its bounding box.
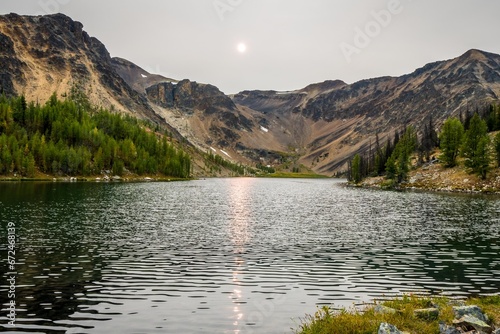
[263,172,329,179]
[295,295,500,334]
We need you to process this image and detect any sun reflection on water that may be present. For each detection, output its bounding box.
[227,178,255,333]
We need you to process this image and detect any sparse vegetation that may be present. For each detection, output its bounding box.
[205,151,247,175]
[296,295,500,334]
[256,163,276,174]
[264,171,328,178]
[348,103,500,187]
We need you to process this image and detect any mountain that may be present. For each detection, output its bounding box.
[1,13,500,175]
[111,57,178,95]
[0,13,164,123]
[232,49,500,173]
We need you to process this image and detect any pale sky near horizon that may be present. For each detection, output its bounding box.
[1,0,500,94]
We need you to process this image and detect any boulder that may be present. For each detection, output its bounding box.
[378,323,403,334]
[453,315,492,334]
[439,322,461,334]
[374,305,397,315]
[453,305,489,323]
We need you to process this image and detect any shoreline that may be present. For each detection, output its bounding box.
[354,160,500,196]
[0,175,190,183]
[296,294,500,334]
[0,171,330,182]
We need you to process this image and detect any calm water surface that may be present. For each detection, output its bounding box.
[0,178,499,333]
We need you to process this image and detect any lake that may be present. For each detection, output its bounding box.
[1,178,499,333]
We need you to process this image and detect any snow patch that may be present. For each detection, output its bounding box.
[210,147,217,153]
[141,74,148,78]
[220,150,231,158]
[260,126,269,133]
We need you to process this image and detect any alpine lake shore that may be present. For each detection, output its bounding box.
[306,151,500,333]
[295,295,500,334]
[0,170,188,182]
[3,154,499,334]
[354,150,500,195]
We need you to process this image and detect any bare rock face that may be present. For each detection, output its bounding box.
[146,79,238,115]
[146,79,254,148]
[235,50,500,130]
[452,305,493,334]
[146,82,178,109]
[0,30,23,95]
[0,13,161,123]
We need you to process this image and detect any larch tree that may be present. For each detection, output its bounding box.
[439,117,464,167]
[461,113,490,179]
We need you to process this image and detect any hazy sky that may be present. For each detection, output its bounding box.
[2,0,500,94]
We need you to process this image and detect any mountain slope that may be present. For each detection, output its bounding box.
[2,13,500,176]
[233,49,500,173]
[0,13,160,122]
[111,57,178,94]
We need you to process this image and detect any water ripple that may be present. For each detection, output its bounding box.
[0,179,499,333]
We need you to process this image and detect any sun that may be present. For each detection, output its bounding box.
[237,43,247,53]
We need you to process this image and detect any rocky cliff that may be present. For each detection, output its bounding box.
[0,13,160,122]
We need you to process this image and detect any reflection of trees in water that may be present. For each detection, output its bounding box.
[420,236,500,294]
[423,194,500,293]
[0,183,108,330]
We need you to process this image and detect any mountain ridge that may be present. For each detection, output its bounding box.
[1,13,500,175]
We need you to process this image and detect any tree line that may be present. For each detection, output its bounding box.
[348,104,500,183]
[206,151,246,175]
[0,93,191,178]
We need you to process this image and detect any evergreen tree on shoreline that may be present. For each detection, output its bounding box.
[439,117,464,167]
[461,113,490,179]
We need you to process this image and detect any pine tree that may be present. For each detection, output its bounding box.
[474,136,490,179]
[350,154,362,183]
[385,126,417,183]
[0,94,192,178]
[462,113,490,179]
[439,117,464,167]
[494,132,500,167]
[385,155,396,180]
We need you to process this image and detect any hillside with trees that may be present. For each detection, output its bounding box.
[348,105,500,192]
[0,91,191,179]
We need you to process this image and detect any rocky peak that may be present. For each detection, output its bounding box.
[111,57,177,94]
[146,79,237,114]
[300,80,347,93]
[458,49,493,62]
[0,13,162,123]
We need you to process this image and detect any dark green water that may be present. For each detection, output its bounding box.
[0,179,499,333]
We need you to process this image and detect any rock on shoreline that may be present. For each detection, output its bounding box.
[359,160,500,195]
[378,304,497,334]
